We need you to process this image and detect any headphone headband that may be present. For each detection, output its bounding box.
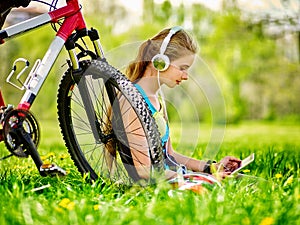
[152,26,182,71]
[159,26,182,55]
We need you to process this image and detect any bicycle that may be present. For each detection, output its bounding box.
[0,0,163,185]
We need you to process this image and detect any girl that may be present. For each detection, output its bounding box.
[124,27,241,180]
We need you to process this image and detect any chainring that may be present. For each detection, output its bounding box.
[2,109,40,157]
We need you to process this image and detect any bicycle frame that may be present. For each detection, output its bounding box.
[0,0,105,176]
[0,0,103,110]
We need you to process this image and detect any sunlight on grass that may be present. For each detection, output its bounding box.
[0,121,299,225]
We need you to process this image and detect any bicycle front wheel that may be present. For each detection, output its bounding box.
[57,59,163,185]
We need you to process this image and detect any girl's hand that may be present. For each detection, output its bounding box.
[219,156,241,172]
[213,171,232,180]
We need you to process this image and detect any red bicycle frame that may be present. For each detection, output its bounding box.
[0,0,101,110]
[49,0,86,41]
[0,0,86,42]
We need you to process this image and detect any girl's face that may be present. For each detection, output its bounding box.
[159,54,195,88]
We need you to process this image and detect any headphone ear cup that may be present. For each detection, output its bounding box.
[151,54,170,72]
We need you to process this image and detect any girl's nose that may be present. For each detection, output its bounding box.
[181,71,188,80]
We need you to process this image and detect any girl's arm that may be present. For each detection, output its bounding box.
[166,138,241,174]
[166,139,207,172]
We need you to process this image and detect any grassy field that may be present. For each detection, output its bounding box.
[0,120,299,225]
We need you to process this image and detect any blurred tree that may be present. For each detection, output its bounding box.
[176,2,185,25]
[143,0,155,23]
[154,0,172,24]
[84,0,126,34]
[240,0,300,63]
[197,2,300,122]
[191,4,214,36]
[1,0,299,123]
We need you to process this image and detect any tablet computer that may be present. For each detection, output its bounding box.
[231,153,255,175]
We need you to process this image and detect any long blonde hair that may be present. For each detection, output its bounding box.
[126,28,198,82]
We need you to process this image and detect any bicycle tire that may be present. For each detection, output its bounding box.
[57,59,163,184]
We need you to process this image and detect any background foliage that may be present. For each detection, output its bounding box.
[0,0,299,124]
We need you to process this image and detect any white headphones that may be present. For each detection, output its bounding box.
[151,26,182,72]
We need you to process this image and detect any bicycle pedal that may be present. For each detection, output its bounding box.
[40,163,67,177]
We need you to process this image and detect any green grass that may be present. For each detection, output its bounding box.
[0,120,299,225]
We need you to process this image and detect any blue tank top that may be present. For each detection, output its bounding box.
[134,84,169,146]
